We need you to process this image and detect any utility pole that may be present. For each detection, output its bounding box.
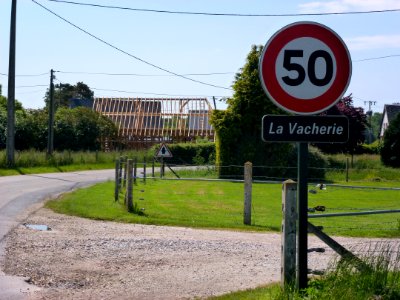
[7,0,17,167]
[364,100,377,144]
[212,96,217,110]
[47,69,55,156]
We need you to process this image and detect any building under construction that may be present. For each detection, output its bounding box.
[92,97,215,149]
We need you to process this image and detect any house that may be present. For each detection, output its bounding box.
[92,97,214,148]
[380,103,400,138]
[68,98,94,109]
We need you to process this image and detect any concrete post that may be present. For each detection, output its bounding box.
[243,161,252,225]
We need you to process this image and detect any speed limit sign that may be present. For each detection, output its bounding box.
[259,22,351,115]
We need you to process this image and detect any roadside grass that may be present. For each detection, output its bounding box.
[207,284,279,300]
[209,242,400,300]
[46,180,282,231]
[0,149,153,176]
[46,178,400,237]
[308,184,400,238]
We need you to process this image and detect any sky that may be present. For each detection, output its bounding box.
[1,0,400,114]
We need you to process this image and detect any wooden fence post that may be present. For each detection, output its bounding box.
[281,179,297,287]
[134,157,137,184]
[114,159,120,202]
[123,156,127,187]
[143,157,146,184]
[243,161,252,225]
[119,156,123,189]
[126,159,134,212]
[152,158,155,177]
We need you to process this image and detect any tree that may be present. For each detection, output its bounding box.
[44,82,94,109]
[314,95,368,154]
[0,94,24,111]
[54,107,117,151]
[0,95,27,150]
[15,109,48,150]
[371,112,383,140]
[381,113,400,167]
[211,45,327,179]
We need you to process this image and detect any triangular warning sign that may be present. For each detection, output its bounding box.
[156,143,173,158]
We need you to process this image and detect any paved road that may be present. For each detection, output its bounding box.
[0,170,114,300]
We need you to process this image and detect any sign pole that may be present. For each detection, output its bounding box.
[259,22,352,291]
[296,142,308,289]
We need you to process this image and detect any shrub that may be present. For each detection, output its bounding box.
[151,142,215,165]
[381,113,400,167]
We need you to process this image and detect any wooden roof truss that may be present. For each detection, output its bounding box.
[93,97,214,141]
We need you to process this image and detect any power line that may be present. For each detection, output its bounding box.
[54,78,230,99]
[2,50,399,81]
[3,84,48,88]
[0,72,49,77]
[92,87,229,99]
[57,71,235,77]
[354,54,400,62]
[46,0,400,17]
[32,0,232,91]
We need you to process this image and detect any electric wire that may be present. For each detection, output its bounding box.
[46,0,400,17]
[53,77,229,99]
[31,0,232,91]
[0,72,49,77]
[91,87,227,98]
[57,71,235,77]
[354,54,400,62]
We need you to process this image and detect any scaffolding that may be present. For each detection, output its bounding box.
[93,97,215,148]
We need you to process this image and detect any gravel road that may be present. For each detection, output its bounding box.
[2,206,385,300]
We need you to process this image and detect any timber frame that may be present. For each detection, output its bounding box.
[93,97,215,148]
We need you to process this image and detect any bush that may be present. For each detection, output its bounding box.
[381,113,400,167]
[151,142,216,165]
[361,140,381,154]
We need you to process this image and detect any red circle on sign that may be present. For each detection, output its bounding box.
[259,22,352,115]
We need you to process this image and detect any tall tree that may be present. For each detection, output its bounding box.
[54,107,117,151]
[211,45,326,179]
[44,81,94,109]
[314,95,368,154]
[371,112,383,140]
[381,113,400,167]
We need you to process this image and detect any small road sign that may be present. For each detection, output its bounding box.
[259,21,352,115]
[156,143,173,158]
[262,115,349,143]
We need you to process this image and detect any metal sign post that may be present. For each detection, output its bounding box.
[259,22,352,290]
[297,142,308,289]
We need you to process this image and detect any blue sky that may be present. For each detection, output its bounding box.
[1,0,400,114]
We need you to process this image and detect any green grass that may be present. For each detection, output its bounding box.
[308,185,400,238]
[209,242,400,300]
[207,284,279,300]
[46,179,400,237]
[47,180,282,231]
[0,149,153,176]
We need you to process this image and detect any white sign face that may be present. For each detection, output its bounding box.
[275,37,337,100]
[259,22,352,115]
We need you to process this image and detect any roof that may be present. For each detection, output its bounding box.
[380,104,400,138]
[384,104,400,123]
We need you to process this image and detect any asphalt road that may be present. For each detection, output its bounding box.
[0,169,114,300]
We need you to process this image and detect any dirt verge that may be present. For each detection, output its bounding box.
[2,208,376,299]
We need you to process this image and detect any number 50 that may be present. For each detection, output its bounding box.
[282,49,334,87]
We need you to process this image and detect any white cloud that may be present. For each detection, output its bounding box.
[345,34,400,51]
[299,0,400,13]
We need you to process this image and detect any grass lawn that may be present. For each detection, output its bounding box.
[47,180,282,231]
[46,178,400,237]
